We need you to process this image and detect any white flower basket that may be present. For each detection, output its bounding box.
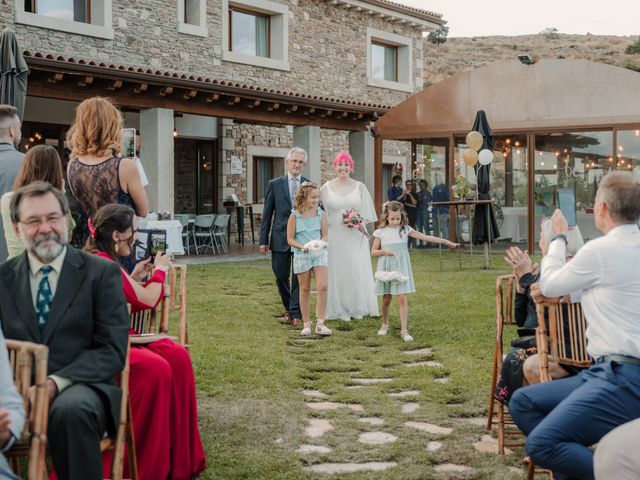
[374,255,408,283]
[303,239,328,257]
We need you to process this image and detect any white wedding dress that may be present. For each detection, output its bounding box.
[321,181,379,320]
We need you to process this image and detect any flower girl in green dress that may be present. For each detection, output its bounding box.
[372,201,457,342]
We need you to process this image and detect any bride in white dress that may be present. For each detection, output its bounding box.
[321,151,379,320]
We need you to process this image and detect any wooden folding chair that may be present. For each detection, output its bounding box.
[130,264,188,348]
[100,342,138,480]
[6,340,49,480]
[536,301,592,383]
[486,274,527,453]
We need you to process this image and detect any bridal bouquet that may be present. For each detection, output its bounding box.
[303,239,328,257]
[341,209,370,238]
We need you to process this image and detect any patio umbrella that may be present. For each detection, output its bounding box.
[0,28,28,120]
[471,110,500,245]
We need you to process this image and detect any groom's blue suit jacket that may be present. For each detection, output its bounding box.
[259,174,307,252]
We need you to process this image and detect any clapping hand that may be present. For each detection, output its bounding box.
[504,246,533,279]
[131,257,153,281]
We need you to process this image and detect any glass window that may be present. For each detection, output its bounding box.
[183,0,199,25]
[197,142,216,214]
[371,42,397,82]
[534,131,613,244]
[416,141,448,238]
[26,0,88,22]
[254,157,283,203]
[230,8,269,57]
[616,129,640,176]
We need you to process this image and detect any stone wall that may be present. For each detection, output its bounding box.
[7,0,426,105]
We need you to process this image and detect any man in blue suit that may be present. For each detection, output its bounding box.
[259,147,308,325]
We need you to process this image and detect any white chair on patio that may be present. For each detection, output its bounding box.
[193,214,216,255]
[212,214,231,254]
[174,214,193,254]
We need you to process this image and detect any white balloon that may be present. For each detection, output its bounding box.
[478,149,493,165]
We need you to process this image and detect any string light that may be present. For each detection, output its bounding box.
[173,128,178,138]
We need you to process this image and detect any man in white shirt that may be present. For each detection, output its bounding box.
[509,171,640,480]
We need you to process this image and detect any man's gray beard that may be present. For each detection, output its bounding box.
[29,232,67,262]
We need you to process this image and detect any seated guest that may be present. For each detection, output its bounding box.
[509,171,640,480]
[85,203,206,480]
[0,181,129,480]
[1,144,71,260]
[594,418,640,480]
[0,327,25,480]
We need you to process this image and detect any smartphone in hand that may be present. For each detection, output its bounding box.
[557,188,577,227]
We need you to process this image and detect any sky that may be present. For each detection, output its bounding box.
[395,0,640,37]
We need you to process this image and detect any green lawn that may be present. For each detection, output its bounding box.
[182,251,533,479]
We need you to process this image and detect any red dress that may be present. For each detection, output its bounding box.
[96,252,206,480]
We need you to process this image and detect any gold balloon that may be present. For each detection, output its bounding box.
[466,131,484,151]
[462,149,479,166]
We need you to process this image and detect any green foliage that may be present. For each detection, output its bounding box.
[624,62,640,72]
[186,255,524,479]
[427,25,449,46]
[625,37,640,54]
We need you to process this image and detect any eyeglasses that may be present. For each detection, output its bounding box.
[19,213,64,228]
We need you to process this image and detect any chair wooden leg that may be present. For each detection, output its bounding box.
[487,349,499,431]
[497,401,505,454]
[126,401,139,480]
[526,458,535,480]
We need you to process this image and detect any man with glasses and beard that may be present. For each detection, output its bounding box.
[0,181,129,480]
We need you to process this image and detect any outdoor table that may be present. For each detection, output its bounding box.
[429,199,495,270]
[225,204,255,245]
[138,219,185,255]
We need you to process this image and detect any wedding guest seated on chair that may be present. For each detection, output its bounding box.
[85,203,206,480]
[0,181,129,480]
[509,171,640,480]
[0,327,25,480]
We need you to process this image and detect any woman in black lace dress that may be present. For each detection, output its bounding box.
[66,97,149,245]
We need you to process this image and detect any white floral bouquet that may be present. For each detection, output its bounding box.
[303,239,328,257]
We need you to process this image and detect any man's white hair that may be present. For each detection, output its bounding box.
[287,147,307,164]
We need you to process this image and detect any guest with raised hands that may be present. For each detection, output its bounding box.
[85,203,206,480]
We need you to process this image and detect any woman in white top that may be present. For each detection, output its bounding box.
[320,151,379,320]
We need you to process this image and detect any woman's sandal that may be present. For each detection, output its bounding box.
[300,325,312,336]
[315,321,332,336]
[377,325,389,336]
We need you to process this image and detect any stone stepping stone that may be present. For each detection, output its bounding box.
[404,361,443,368]
[404,421,453,435]
[297,444,332,454]
[464,417,486,426]
[304,462,397,474]
[358,417,384,426]
[434,464,472,473]
[434,377,449,384]
[426,441,443,452]
[302,390,329,399]
[350,377,393,385]
[387,390,419,398]
[306,402,363,412]
[401,402,420,413]
[402,347,433,356]
[305,419,333,438]
[473,434,513,454]
[358,431,398,445]
[508,466,522,474]
[345,385,364,390]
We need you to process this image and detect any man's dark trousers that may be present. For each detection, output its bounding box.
[509,362,640,480]
[272,250,300,319]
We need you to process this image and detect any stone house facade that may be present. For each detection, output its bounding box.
[4,0,444,241]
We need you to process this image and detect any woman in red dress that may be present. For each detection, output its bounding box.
[85,203,206,480]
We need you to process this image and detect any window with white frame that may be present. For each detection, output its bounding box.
[177,0,207,37]
[367,28,413,93]
[17,0,113,39]
[222,0,289,71]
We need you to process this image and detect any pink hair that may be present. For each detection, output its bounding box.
[333,151,354,172]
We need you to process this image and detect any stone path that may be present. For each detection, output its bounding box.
[288,332,509,476]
